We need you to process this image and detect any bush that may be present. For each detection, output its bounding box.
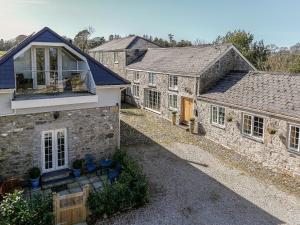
[88,150,149,218]
[72,159,83,169]
[0,190,53,225]
[28,167,41,179]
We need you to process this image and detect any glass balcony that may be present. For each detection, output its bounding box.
[14,70,94,99]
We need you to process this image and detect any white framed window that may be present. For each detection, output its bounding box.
[242,114,264,140]
[211,105,225,127]
[144,89,161,112]
[148,73,156,86]
[288,124,300,153]
[133,71,140,83]
[113,52,118,64]
[132,84,140,98]
[168,94,178,110]
[169,75,178,90]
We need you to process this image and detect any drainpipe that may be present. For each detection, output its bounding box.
[118,87,127,149]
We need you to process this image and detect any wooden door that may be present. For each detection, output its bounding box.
[181,97,193,124]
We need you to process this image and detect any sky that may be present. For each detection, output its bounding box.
[0,0,300,47]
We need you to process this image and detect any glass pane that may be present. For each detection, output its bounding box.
[44,132,53,170]
[212,107,218,123]
[253,117,264,137]
[36,48,45,85]
[243,115,252,134]
[218,107,225,125]
[290,126,299,150]
[57,131,65,167]
[49,48,58,71]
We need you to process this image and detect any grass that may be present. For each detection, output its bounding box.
[0,51,6,57]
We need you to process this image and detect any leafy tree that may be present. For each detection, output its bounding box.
[88,36,106,49]
[74,27,94,52]
[214,30,270,70]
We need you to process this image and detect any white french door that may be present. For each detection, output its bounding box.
[42,129,68,173]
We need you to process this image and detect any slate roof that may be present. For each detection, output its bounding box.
[200,71,300,118]
[89,36,137,52]
[0,27,129,89]
[127,44,233,75]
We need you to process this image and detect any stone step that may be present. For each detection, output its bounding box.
[41,168,71,182]
[42,176,74,190]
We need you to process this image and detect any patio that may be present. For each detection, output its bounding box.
[24,173,106,198]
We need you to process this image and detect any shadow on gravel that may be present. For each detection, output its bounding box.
[118,120,284,225]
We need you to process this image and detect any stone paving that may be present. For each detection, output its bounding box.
[24,173,106,198]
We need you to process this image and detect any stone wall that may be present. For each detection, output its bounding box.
[199,49,254,94]
[0,106,119,179]
[197,100,300,178]
[125,70,197,123]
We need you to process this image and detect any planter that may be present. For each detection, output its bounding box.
[30,177,40,189]
[189,119,195,134]
[171,112,177,125]
[73,169,81,178]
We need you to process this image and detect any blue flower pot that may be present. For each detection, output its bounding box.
[31,177,40,189]
[73,169,81,178]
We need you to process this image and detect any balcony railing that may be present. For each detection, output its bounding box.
[15,70,95,97]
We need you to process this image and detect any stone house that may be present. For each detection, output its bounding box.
[197,71,300,178]
[89,36,160,77]
[125,44,255,124]
[0,27,129,184]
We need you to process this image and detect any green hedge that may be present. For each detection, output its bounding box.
[88,150,149,218]
[0,191,53,225]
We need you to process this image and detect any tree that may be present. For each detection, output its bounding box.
[290,43,300,54]
[88,36,106,49]
[214,30,270,70]
[74,27,94,52]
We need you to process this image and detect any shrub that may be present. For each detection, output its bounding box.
[72,159,83,169]
[28,167,41,179]
[88,150,149,218]
[0,190,53,225]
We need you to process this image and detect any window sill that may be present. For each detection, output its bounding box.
[114,62,119,64]
[168,88,178,92]
[211,123,225,130]
[145,107,161,115]
[133,96,140,100]
[288,149,300,156]
[168,107,178,112]
[148,84,156,88]
[242,134,264,143]
[133,80,140,84]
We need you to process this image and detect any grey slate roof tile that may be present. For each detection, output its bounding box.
[200,71,300,119]
[127,44,233,75]
[89,36,137,51]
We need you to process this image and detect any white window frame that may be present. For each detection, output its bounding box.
[242,113,264,141]
[132,84,140,98]
[144,89,161,113]
[113,52,118,64]
[211,105,225,127]
[288,124,300,153]
[168,94,178,110]
[41,128,68,173]
[148,73,156,86]
[133,71,140,83]
[169,75,178,91]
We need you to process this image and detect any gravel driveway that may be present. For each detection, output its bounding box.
[96,108,300,225]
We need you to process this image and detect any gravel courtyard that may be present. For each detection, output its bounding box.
[97,107,300,225]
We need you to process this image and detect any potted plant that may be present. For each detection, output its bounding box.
[189,118,195,133]
[171,111,177,125]
[73,159,83,178]
[28,167,41,189]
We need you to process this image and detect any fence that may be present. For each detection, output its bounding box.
[53,184,90,225]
